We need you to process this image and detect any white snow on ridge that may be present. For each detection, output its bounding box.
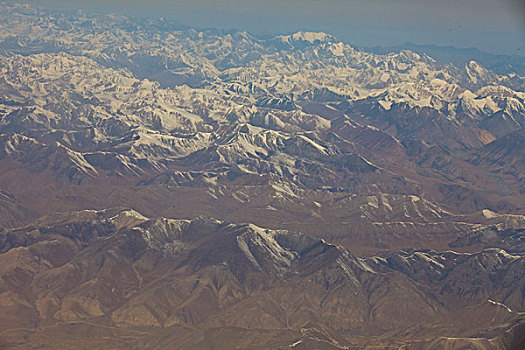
[277,31,334,44]
[487,299,514,313]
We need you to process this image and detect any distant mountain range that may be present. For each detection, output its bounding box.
[368,42,525,76]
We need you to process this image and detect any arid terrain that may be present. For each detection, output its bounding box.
[0,3,524,349]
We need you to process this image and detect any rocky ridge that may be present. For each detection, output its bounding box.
[0,208,524,349]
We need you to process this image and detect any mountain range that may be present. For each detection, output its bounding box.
[0,3,524,349]
[367,42,525,77]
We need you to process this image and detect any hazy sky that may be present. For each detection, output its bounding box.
[35,0,525,55]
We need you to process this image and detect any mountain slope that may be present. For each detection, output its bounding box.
[0,208,524,349]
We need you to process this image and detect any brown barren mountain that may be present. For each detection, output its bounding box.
[0,209,524,349]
